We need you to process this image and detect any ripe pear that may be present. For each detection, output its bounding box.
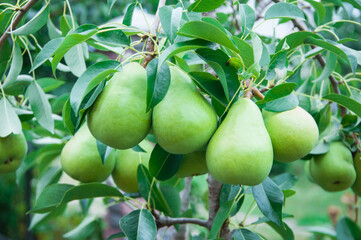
[152,66,217,154]
[0,132,27,174]
[87,62,151,149]
[112,140,153,193]
[174,149,208,178]
[61,124,116,183]
[263,106,319,163]
[352,151,361,196]
[310,142,356,192]
[206,98,273,186]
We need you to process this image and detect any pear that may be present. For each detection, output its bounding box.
[352,151,361,196]
[61,124,116,183]
[112,140,153,193]
[152,66,217,154]
[0,132,27,174]
[87,62,151,149]
[263,106,319,163]
[206,98,273,186]
[174,149,208,178]
[310,142,356,192]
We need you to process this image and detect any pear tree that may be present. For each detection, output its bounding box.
[0,0,361,239]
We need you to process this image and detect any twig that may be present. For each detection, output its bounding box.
[355,194,359,223]
[156,216,209,229]
[252,88,265,100]
[141,0,166,68]
[0,0,40,50]
[207,174,223,229]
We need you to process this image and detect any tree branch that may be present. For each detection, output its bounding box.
[207,174,223,229]
[0,0,40,50]
[141,0,166,68]
[156,216,209,229]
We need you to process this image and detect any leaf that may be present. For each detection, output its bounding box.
[27,81,54,133]
[31,37,64,72]
[47,19,62,39]
[252,216,294,240]
[107,0,118,15]
[29,205,66,230]
[306,226,336,238]
[96,140,114,165]
[195,48,240,101]
[239,4,255,35]
[132,145,146,153]
[63,216,97,240]
[220,184,244,217]
[37,77,65,92]
[257,83,297,106]
[146,58,171,111]
[3,43,23,87]
[119,209,156,240]
[313,53,337,83]
[336,217,361,240]
[232,37,254,67]
[252,177,284,226]
[177,21,239,52]
[12,3,50,35]
[188,0,225,12]
[262,94,299,112]
[276,32,322,52]
[64,45,86,77]
[159,184,181,217]
[159,6,183,43]
[304,0,326,24]
[149,144,182,181]
[92,29,130,46]
[233,228,262,240]
[122,3,136,26]
[272,173,297,190]
[189,71,227,106]
[70,60,120,115]
[310,141,330,155]
[251,32,263,65]
[0,97,22,137]
[30,183,124,213]
[209,200,234,238]
[323,94,361,118]
[107,232,126,240]
[35,166,62,198]
[264,2,305,20]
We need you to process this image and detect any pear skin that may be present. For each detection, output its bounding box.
[61,124,116,183]
[152,66,217,154]
[112,140,153,193]
[174,149,208,178]
[206,98,273,186]
[263,106,319,163]
[0,132,27,174]
[310,142,356,192]
[352,151,361,196]
[87,62,151,149]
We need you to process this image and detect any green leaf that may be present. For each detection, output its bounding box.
[27,81,54,133]
[107,0,118,15]
[146,58,171,111]
[189,71,227,106]
[177,21,239,52]
[233,228,262,240]
[3,43,23,87]
[323,94,361,118]
[276,32,322,52]
[62,98,76,134]
[232,37,254,67]
[30,183,124,213]
[252,177,284,226]
[239,4,255,35]
[31,37,64,72]
[195,48,240,102]
[63,216,97,240]
[51,25,99,75]
[132,145,146,153]
[304,0,326,24]
[96,140,113,165]
[252,216,294,240]
[313,53,337,83]
[310,141,330,155]
[262,94,299,112]
[336,217,361,240]
[119,209,156,240]
[264,2,305,20]
[158,39,215,68]
[257,83,297,107]
[12,3,50,35]
[47,19,62,39]
[251,32,263,65]
[64,44,87,77]
[35,166,62,198]
[272,173,297,190]
[37,78,65,92]
[70,60,120,115]
[307,227,336,238]
[122,2,136,26]
[149,144,182,181]
[220,184,244,217]
[188,0,225,12]
[343,0,361,10]
[159,6,183,43]
[0,97,22,137]
[107,232,126,240]
[159,184,181,217]
[93,29,130,46]
[29,205,66,230]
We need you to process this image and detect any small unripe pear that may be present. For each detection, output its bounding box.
[352,151,361,196]
[174,149,208,178]
[0,132,27,174]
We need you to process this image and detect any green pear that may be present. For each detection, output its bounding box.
[87,62,151,149]
[174,149,208,178]
[0,132,27,174]
[206,98,273,186]
[112,140,153,193]
[304,161,314,183]
[61,124,116,183]
[352,151,361,196]
[152,66,217,154]
[310,142,356,192]
[263,106,319,163]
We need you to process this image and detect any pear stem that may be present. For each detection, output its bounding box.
[355,194,359,223]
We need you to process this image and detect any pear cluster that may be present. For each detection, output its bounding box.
[62,62,355,193]
[0,132,27,174]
